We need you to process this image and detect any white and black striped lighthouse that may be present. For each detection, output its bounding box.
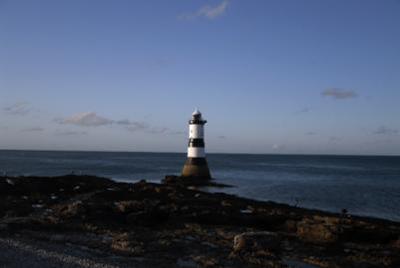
[181,109,211,179]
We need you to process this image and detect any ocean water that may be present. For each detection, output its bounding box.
[1,150,399,222]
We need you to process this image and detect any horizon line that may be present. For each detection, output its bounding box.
[0,148,399,157]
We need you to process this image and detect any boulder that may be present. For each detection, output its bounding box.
[114,200,143,213]
[55,201,86,219]
[296,217,340,244]
[233,231,281,254]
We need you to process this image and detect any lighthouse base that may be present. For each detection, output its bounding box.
[181,158,211,179]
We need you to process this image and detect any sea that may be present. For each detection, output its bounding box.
[1,150,399,222]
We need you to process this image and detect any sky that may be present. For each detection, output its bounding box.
[0,0,399,155]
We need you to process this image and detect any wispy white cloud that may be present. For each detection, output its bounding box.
[114,119,164,133]
[373,126,398,135]
[125,122,150,132]
[322,88,358,99]
[125,124,179,135]
[116,119,148,131]
[56,112,113,127]
[180,0,230,20]
[4,102,32,115]
[55,112,182,135]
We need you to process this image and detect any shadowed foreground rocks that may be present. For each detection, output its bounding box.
[1,175,400,267]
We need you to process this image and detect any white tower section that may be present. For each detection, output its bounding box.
[189,124,204,139]
[187,109,206,158]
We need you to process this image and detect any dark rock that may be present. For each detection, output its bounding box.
[114,200,143,213]
[393,238,400,249]
[1,174,400,268]
[163,175,233,188]
[233,231,281,254]
[126,206,169,226]
[111,233,145,256]
[231,231,285,268]
[296,216,341,244]
[55,201,86,219]
[342,225,399,244]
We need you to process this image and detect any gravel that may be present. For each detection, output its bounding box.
[0,236,141,268]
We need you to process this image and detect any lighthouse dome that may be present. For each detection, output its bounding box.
[192,108,201,116]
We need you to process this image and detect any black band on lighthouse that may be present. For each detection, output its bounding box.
[185,157,208,165]
[189,119,207,125]
[188,138,205,147]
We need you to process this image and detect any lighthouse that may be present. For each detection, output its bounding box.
[181,109,212,179]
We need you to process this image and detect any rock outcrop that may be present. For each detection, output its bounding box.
[1,175,400,267]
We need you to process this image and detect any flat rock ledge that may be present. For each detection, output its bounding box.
[1,175,400,268]
[163,175,233,188]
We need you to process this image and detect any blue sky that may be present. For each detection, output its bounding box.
[0,0,399,155]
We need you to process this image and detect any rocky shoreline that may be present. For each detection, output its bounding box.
[1,175,400,267]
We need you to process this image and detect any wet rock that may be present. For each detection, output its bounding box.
[126,206,169,226]
[163,175,232,188]
[111,233,145,256]
[393,238,400,249]
[2,175,400,268]
[192,255,218,267]
[296,217,341,244]
[233,231,281,254]
[283,220,297,233]
[176,258,197,268]
[0,223,8,231]
[114,200,143,213]
[342,225,398,244]
[55,201,85,219]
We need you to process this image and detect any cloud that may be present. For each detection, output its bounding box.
[125,122,149,132]
[55,130,87,136]
[373,126,398,135]
[21,127,44,132]
[56,112,113,127]
[116,120,163,133]
[4,102,32,115]
[180,0,229,20]
[55,112,181,135]
[115,119,133,125]
[125,124,172,135]
[322,88,358,99]
[116,119,149,131]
